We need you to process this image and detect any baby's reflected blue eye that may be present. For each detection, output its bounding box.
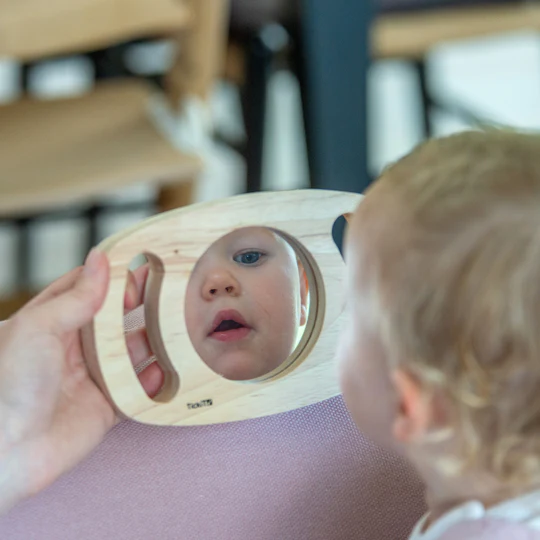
[233,251,264,265]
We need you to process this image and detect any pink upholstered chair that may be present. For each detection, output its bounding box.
[0,397,425,539]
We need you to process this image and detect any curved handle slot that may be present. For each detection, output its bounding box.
[91,246,185,418]
[128,253,180,403]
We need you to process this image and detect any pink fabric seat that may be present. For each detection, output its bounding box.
[0,396,425,539]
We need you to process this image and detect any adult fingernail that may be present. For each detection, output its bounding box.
[83,249,101,277]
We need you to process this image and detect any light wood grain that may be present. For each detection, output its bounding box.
[82,189,362,426]
[157,0,230,209]
[0,80,201,218]
[374,4,540,60]
[0,0,192,62]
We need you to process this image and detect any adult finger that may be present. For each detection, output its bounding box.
[124,265,150,312]
[138,362,164,399]
[125,328,153,369]
[112,362,164,426]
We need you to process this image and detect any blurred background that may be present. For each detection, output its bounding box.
[1,0,540,317]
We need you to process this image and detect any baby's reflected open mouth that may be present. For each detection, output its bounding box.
[208,309,252,343]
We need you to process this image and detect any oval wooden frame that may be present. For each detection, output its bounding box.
[82,189,362,426]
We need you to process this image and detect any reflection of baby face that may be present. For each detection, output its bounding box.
[185,227,308,381]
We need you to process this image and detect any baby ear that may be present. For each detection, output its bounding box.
[391,368,432,444]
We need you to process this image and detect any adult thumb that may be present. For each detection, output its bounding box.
[31,249,110,335]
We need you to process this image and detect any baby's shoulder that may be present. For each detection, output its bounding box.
[438,519,540,540]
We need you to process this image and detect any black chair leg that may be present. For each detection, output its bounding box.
[15,218,31,293]
[89,44,131,80]
[20,63,34,93]
[85,205,101,258]
[241,31,273,193]
[414,59,432,138]
[288,22,314,188]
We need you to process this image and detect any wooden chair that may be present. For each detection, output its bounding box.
[0,0,230,318]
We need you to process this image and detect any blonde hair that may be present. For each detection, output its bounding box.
[371,129,540,487]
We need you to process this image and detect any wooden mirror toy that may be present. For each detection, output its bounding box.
[82,189,362,426]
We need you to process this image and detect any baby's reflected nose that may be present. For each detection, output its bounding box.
[202,270,241,300]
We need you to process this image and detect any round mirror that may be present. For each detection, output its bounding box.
[184,226,311,381]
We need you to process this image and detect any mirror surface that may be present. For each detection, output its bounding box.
[184,226,310,381]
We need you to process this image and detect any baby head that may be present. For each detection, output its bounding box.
[185,226,308,381]
[338,130,540,497]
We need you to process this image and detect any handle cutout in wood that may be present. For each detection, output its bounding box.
[125,252,181,404]
[141,252,181,403]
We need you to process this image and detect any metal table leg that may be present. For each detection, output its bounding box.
[301,0,373,194]
[242,31,273,193]
[242,26,289,193]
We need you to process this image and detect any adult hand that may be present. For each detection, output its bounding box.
[0,250,160,514]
